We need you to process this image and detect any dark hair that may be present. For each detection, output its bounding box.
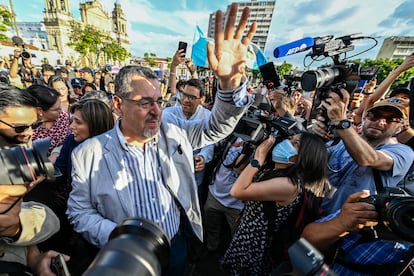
[70,99,114,137]
[115,66,158,99]
[176,80,187,90]
[41,64,55,74]
[0,84,37,112]
[82,82,97,94]
[80,90,111,106]
[26,84,60,111]
[185,78,205,97]
[289,132,328,196]
[48,74,68,87]
[56,67,69,75]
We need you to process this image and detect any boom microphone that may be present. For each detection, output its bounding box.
[273,37,314,58]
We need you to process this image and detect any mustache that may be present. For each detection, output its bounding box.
[145,115,160,123]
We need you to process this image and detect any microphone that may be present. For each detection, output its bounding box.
[273,37,314,58]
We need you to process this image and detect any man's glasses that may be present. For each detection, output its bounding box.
[366,112,403,124]
[122,97,166,110]
[0,119,42,133]
[179,91,201,101]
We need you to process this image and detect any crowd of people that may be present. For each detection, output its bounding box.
[0,3,413,276]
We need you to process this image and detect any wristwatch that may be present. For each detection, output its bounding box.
[250,159,261,170]
[332,119,352,129]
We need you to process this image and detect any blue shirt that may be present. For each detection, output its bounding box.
[322,140,414,214]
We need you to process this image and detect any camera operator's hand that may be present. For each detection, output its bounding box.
[207,3,257,91]
[254,136,275,166]
[311,114,334,141]
[337,191,378,234]
[321,88,349,125]
[27,246,70,276]
[172,49,186,68]
[13,49,21,59]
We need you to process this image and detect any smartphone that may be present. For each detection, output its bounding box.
[360,66,379,81]
[178,41,187,56]
[259,62,281,89]
[51,254,70,276]
[355,79,368,94]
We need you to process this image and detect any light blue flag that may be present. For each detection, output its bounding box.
[191,25,210,68]
[191,25,268,70]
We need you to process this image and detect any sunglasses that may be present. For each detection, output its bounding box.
[0,119,42,133]
[366,112,403,124]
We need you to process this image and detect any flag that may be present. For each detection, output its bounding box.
[191,25,210,68]
[191,25,268,70]
[246,43,268,70]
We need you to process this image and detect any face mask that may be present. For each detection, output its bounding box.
[272,139,298,164]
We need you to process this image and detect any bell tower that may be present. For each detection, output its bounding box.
[43,0,73,55]
[112,0,128,46]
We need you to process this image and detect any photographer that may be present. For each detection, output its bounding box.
[9,48,36,89]
[302,192,414,275]
[0,85,69,275]
[312,88,414,214]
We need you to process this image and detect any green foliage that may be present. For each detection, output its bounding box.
[0,7,12,40]
[67,20,130,66]
[354,58,414,87]
[276,61,293,79]
[143,52,158,67]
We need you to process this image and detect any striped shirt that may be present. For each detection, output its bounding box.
[115,122,181,240]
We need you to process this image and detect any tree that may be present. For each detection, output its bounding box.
[143,52,157,67]
[67,20,130,67]
[0,7,12,41]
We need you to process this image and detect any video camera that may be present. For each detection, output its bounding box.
[12,36,32,60]
[359,186,414,243]
[233,93,301,145]
[298,34,378,127]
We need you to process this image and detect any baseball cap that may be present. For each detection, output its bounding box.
[71,78,83,88]
[367,97,409,120]
[388,86,410,98]
[80,67,92,74]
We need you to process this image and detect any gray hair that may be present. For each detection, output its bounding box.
[114,66,159,99]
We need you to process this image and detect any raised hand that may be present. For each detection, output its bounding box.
[207,3,257,90]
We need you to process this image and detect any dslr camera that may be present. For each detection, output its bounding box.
[359,186,414,242]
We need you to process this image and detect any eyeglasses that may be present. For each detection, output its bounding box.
[0,119,42,133]
[179,91,201,101]
[366,112,403,124]
[122,97,166,110]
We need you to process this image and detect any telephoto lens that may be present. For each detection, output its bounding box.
[0,139,55,185]
[83,218,171,276]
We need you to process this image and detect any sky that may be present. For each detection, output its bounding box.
[8,0,414,69]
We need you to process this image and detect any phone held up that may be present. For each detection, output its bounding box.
[51,254,70,276]
[178,41,187,57]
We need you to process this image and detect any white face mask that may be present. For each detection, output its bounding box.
[271,139,298,164]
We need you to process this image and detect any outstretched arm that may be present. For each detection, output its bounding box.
[207,3,257,91]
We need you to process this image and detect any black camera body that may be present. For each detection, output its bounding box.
[12,36,31,60]
[359,186,414,242]
[233,95,300,145]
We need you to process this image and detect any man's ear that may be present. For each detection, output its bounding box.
[112,95,123,115]
[200,96,206,104]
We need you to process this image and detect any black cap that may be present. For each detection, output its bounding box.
[80,67,92,74]
[389,86,410,98]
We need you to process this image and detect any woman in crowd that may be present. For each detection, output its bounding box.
[48,74,72,112]
[222,132,329,275]
[51,99,115,275]
[26,84,71,154]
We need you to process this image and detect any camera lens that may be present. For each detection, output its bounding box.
[386,197,414,242]
[84,218,171,276]
[0,139,55,185]
[21,51,31,59]
[301,67,340,91]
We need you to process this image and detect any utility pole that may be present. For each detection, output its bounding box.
[9,0,19,36]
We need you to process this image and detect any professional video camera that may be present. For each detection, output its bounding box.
[84,218,171,276]
[102,64,112,74]
[233,94,301,145]
[11,36,32,60]
[283,72,303,95]
[0,139,55,185]
[359,186,414,242]
[288,237,336,276]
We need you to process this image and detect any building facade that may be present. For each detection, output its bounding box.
[42,0,129,66]
[207,0,276,51]
[376,36,414,59]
